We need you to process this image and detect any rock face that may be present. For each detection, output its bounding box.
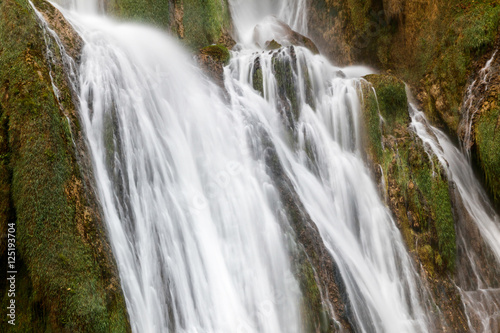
[360,74,468,331]
[0,0,129,331]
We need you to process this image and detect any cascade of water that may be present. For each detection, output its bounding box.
[224,45,439,332]
[410,103,500,332]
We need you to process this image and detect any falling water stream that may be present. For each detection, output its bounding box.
[31,0,500,332]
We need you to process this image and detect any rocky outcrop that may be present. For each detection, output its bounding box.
[0,0,129,330]
[360,74,468,331]
[196,44,231,86]
[251,47,315,131]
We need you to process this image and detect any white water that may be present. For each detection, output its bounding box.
[410,103,500,332]
[39,0,450,332]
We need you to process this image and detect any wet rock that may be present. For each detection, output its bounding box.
[252,56,264,95]
[265,39,282,50]
[257,130,355,332]
[335,70,346,79]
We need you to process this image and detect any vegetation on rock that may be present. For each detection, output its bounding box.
[0,0,129,330]
[475,95,500,202]
[362,74,456,273]
[360,74,467,330]
[107,0,234,50]
[197,44,231,86]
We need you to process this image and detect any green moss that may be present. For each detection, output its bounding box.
[410,149,456,271]
[298,258,328,333]
[475,99,500,202]
[455,4,500,52]
[266,40,282,50]
[108,0,232,50]
[183,0,232,49]
[364,74,409,130]
[360,86,383,162]
[200,44,230,65]
[419,1,500,132]
[0,0,129,331]
[107,0,170,29]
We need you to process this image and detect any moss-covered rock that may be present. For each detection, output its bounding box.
[363,74,456,272]
[461,32,500,207]
[360,74,467,330]
[200,44,230,64]
[252,56,264,95]
[107,0,234,50]
[273,48,300,128]
[266,39,282,51]
[475,96,500,202]
[0,0,129,331]
[197,44,230,86]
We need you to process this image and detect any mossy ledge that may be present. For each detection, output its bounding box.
[0,0,130,331]
[360,74,467,331]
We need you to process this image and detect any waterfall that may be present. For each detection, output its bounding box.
[410,103,500,332]
[53,9,303,333]
[35,0,471,332]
